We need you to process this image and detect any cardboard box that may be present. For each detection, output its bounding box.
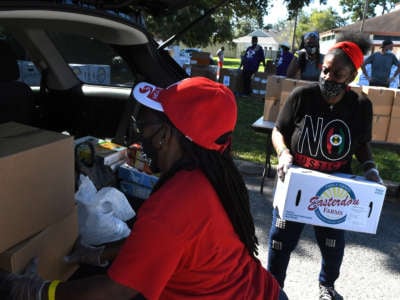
[118,163,159,188]
[252,72,268,96]
[0,208,79,280]
[372,115,390,142]
[263,96,280,122]
[190,65,217,81]
[387,117,400,143]
[361,86,394,116]
[0,122,76,253]
[219,68,243,94]
[273,167,386,234]
[265,75,286,99]
[280,78,315,108]
[191,51,211,66]
[391,90,400,118]
[120,181,152,200]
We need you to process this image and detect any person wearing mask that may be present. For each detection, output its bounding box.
[275,42,294,76]
[239,36,266,96]
[286,31,324,81]
[267,32,383,300]
[361,39,400,87]
[0,77,287,300]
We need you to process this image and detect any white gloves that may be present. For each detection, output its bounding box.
[277,149,293,181]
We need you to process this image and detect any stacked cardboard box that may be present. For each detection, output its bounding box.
[251,72,268,98]
[219,68,243,94]
[263,76,315,122]
[360,86,394,142]
[190,65,217,81]
[0,122,78,279]
[387,90,400,143]
[280,78,316,109]
[263,75,285,122]
[191,51,212,66]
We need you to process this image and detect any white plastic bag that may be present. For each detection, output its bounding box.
[75,175,136,246]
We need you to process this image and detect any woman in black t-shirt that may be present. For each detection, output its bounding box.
[267,32,383,300]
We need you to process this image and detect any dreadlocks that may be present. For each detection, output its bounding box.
[151,121,259,259]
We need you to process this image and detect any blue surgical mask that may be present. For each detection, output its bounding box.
[386,50,392,55]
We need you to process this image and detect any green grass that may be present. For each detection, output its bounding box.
[232,95,400,183]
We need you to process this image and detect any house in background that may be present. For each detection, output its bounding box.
[233,29,280,59]
[320,4,400,55]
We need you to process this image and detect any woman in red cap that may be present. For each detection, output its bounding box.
[0,77,285,299]
[268,32,383,300]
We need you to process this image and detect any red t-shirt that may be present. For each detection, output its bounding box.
[108,169,280,300]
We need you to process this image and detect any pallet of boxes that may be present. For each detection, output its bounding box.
[182,51,217,82]
[350,85,400,143]
[0,122,79,280]
[263,75,316,122]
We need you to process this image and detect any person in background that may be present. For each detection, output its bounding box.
[239,36,266,96]
[275,42,294,76]
[0,77,287,300]
[286,31,324,81]
[361,39,400,87]
[216,46,225,80]
[267,32,383,300]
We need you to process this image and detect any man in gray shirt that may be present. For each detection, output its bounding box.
[361,39,400,87]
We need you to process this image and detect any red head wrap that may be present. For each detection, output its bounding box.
[329,41,364,69]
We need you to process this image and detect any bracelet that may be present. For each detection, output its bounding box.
[37,280,50,300]
[48,280,61,300]
[277,146,288,158]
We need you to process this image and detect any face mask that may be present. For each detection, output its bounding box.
[305,46,317,55]
[139,127,162,173]
[319,77,347,99]
[386,50,392,54]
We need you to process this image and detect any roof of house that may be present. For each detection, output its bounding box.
[233,29,279,45]
[333,9,400,36]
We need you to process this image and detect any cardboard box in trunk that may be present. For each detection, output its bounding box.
[0,208,79,280]
[361,86,394,116]
[372,115,390,142]
[273,167,386,234]
[0,122,75,253]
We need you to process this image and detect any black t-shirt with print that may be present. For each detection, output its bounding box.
[276,84,372,174]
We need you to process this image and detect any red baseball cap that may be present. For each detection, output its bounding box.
[132,76,237,152]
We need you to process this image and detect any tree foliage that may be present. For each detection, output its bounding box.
[144,0,270,47]
[296,8,346,39]
[338,0,396,22]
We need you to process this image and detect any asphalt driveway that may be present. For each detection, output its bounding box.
[237,160,400,300]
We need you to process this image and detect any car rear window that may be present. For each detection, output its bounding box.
[48,32,134,87]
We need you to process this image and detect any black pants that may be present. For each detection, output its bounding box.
[267,208,345,288]
[242,69,254,95]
